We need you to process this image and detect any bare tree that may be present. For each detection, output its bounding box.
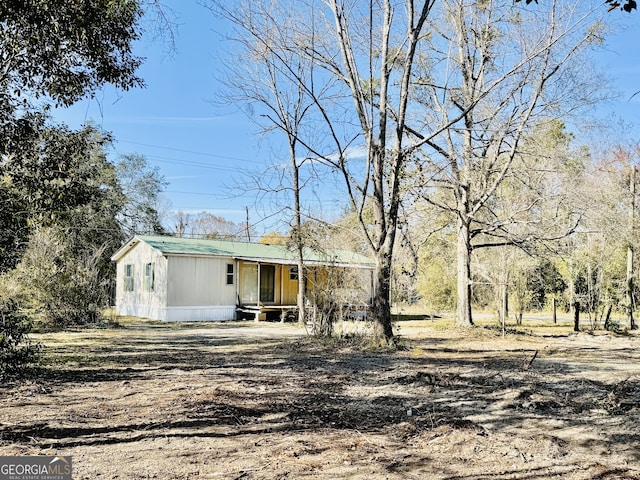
[283,0,438,342]
[627,162,636,329]
[212,0,338,325]
[556,142,640,330]
[188,212,247,240]
[212,0,426,338]
[211,0,609,340]
[591,145,640,330]
[407,0,607,326]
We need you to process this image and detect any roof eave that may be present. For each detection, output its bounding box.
[235,256,374,270]
[110,235,142,262]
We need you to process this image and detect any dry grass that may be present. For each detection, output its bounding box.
[1,318,640,479]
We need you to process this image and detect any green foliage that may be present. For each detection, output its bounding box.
[116,154,167,237]
[0,122,126,275]
[0,0,169,336]
[0,0,153,276]
[0,1,145,188]
[416,236,456,312]
[0,0,143,108]
[0,177,26,273]
[5,123,115,221]
[9,227,109,329]
[0,298,40,380]
[526,259,567,310]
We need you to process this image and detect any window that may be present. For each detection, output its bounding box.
[144,262,154,292]
[289,266,299,281]
[226,263,234,285]
[124,264,134,292]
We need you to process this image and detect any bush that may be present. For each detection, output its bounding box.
[10,227,109,328]
[0,300,39,380]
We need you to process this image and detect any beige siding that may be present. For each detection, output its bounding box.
[281,265,299,305]
[115,241,168,319]
[167,255,236,307]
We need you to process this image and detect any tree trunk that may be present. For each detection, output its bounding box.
[567,259,575,314]
[500,278,509,327]
[371,250,394,342]
[603,303,613,331]
[456,216,474,327]
[627,246,636,330]
[628,165,636,330]
[291,143,307,326]
[573,301,580,332]
[296,257,306,325]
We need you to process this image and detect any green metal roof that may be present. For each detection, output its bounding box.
[113,235,374,268]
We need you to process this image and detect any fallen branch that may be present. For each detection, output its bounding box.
[522,350,538,371]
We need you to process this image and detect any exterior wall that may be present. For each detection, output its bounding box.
[166,255,236,307]
[115,244,238,322]
[115,241,168,320]
[281,265,299,305]
[163,305,237,322]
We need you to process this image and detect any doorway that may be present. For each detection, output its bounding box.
[260,264,275,303]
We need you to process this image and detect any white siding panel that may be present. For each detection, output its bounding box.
[115,241,167,320]
[115,303,235,322]
[115,241,237,321]
[167,256,196,305]
[163,305,236,322]
[115,302,164,321]
[167,256,236,307]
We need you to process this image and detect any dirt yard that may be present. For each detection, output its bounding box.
[2,319,640,479]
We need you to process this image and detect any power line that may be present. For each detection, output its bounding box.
[133,154,242,172]
[115,140,265,165]
[111,148,260,174]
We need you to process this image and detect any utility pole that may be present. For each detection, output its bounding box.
[245,206,251,242]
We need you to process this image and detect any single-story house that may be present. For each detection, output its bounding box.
[111,235,374,322]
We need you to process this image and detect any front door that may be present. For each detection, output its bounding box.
[260,265,275,303]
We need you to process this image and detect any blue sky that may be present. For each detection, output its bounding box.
[53,1,640,236]
[54,1,277,231]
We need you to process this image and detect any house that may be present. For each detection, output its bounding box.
[110,235,374,322]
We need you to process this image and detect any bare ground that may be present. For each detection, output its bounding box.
[2,320,640,479]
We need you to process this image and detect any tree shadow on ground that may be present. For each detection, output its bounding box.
[2,328,640,477]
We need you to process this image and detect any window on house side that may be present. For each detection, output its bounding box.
[226,263,234,285]
[144,263,154,292]
[289,266,299,281]
[124,264,134,292]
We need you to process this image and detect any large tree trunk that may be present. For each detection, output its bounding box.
[291,143,307,326]
[500,277,509,327]
[456,216,474,327]
[296,254,306,325]
[627,245,636,330]
[372,249,394,342]
[628,166,636,330]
